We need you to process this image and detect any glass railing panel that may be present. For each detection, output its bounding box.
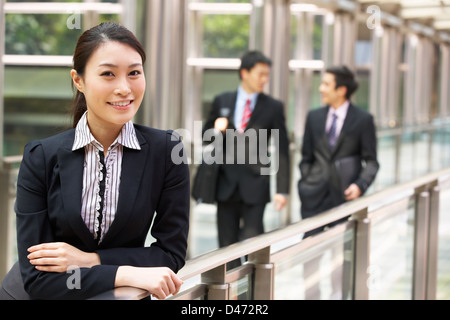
[432,126,450,171]
[368,197,415,299]
[229,274,253,300]
[273,226,354,300]
[373,134,398,189]
[437,185,450,300]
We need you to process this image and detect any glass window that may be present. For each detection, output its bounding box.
[202,14,250,58]
[3,66,73,156]
[5,14,83,55]
[353,69,370,112]
[288,7,327,138]
[290,11,324,60]
[355,20,373,67]
[312,15,324,60]
[2,0,124,157]
[202,69,240,121]
[354,21,373,113]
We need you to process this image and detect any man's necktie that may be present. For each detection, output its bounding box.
[240,98,251,132]
[328,113,338,148]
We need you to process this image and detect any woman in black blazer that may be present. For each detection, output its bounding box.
[4,22,190,300]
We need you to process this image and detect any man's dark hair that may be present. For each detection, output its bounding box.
[239,51,272,79]
[326,65,359,99]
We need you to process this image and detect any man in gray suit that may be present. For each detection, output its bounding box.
[298,66,379,238]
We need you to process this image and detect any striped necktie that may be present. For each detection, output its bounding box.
[328,113,338,148]
[240,98,251,132]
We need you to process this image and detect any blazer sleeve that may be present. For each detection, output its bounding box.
[202,93,235,136]
[299,112,315,177]
[15,142,118,300]
[272,101,290,194]
[97,133,190,272]
[203,95,221,134]
[354,114,379,194]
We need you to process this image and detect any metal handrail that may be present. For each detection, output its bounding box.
[91,166,450,300]
[2,127,450,299]
[179,167,450,279]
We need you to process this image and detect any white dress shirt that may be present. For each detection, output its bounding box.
[234,86,258,130]
[72,112,141,243]
[325,100,350,139]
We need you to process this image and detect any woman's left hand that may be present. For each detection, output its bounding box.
[27,242,100,273]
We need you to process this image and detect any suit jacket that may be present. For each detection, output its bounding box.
[298,104,379,218]
[203,91,290,205]
[13,125,190,299]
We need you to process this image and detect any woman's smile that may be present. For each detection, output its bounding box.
[108,100,134,110]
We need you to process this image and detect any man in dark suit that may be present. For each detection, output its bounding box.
[298,66,379,238]
[203,51,290,256]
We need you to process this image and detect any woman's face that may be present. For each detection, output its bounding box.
[71,41,146,131]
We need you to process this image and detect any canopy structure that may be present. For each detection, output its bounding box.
[358,0,450,32]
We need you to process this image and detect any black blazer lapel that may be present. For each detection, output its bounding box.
[245,93,265,130]
[317,106,332,159]
[57,136,97,250]
[100,129,148,245]
[332,104,356,156]
[227,91,238,129]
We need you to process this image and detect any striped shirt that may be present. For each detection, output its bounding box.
[72,112,141,243]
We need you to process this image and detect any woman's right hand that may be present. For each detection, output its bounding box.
[115,266,183,300]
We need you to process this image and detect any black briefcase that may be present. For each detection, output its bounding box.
[334,155,362,193]
[191,161,219,204]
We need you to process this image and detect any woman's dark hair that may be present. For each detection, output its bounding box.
[325,65,359,99]
[239,50,272,79]
[71,22,146,127]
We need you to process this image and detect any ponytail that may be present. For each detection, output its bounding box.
[71,90,87,128]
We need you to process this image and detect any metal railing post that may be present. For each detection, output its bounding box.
[351,208,370,300]
[249,246,273,300]
[426,185,440,299]
[201,264,229,300]
[413,190,430,300]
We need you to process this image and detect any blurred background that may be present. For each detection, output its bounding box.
[1,0,449,299]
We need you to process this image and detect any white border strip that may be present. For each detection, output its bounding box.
[4,2,123,14]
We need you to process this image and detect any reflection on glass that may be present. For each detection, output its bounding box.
[274,228,354,300]
[229,274,252,300]
[369,198,415,300]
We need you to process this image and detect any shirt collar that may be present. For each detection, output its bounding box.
[72,111,141,151]
[237,86,258,109]
[328,100,350,119]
